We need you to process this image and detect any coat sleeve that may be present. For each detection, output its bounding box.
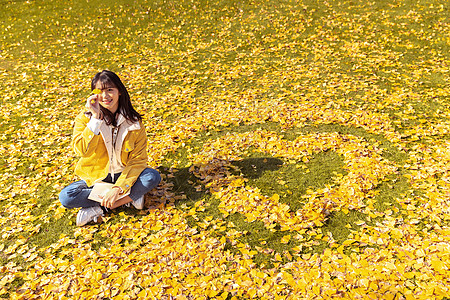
[72,112,103,157]
[114,122,149,194]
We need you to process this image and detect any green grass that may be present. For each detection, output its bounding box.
[241,151,345,212]
[0,0,449,297]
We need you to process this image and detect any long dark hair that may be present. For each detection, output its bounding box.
[90,70,142,126]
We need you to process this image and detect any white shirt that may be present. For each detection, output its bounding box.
[87,116,125,175]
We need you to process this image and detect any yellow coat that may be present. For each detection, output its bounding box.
[72,111,148,194]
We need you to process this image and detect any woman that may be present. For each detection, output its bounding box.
[59,70,161,226]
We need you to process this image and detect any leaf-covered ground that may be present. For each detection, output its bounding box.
[0,0,449,298]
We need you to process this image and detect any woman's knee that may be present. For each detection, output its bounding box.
[59,181,87,208]
[59,187,73,208]
[140,168,161,188]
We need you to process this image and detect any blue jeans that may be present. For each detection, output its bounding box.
[59,168,161,209]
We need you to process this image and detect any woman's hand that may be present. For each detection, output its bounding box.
[86,94,102,119]
[100,187,121,209]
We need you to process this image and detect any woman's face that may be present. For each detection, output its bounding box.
[94,82,120,113]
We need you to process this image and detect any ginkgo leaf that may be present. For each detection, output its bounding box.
[2,0,449,299]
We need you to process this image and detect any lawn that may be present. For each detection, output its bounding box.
[0,0,449,298]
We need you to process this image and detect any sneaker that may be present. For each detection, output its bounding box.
[132,195,145,210]
[76,206,104,226]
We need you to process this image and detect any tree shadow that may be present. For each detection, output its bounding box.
[161,157,284,206]
[230,157,284,179]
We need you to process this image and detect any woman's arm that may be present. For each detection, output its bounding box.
[72,93,105,157]
[71,112,103,157]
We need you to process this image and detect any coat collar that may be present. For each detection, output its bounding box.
[98,114,141,145]
[107,113,141,131]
